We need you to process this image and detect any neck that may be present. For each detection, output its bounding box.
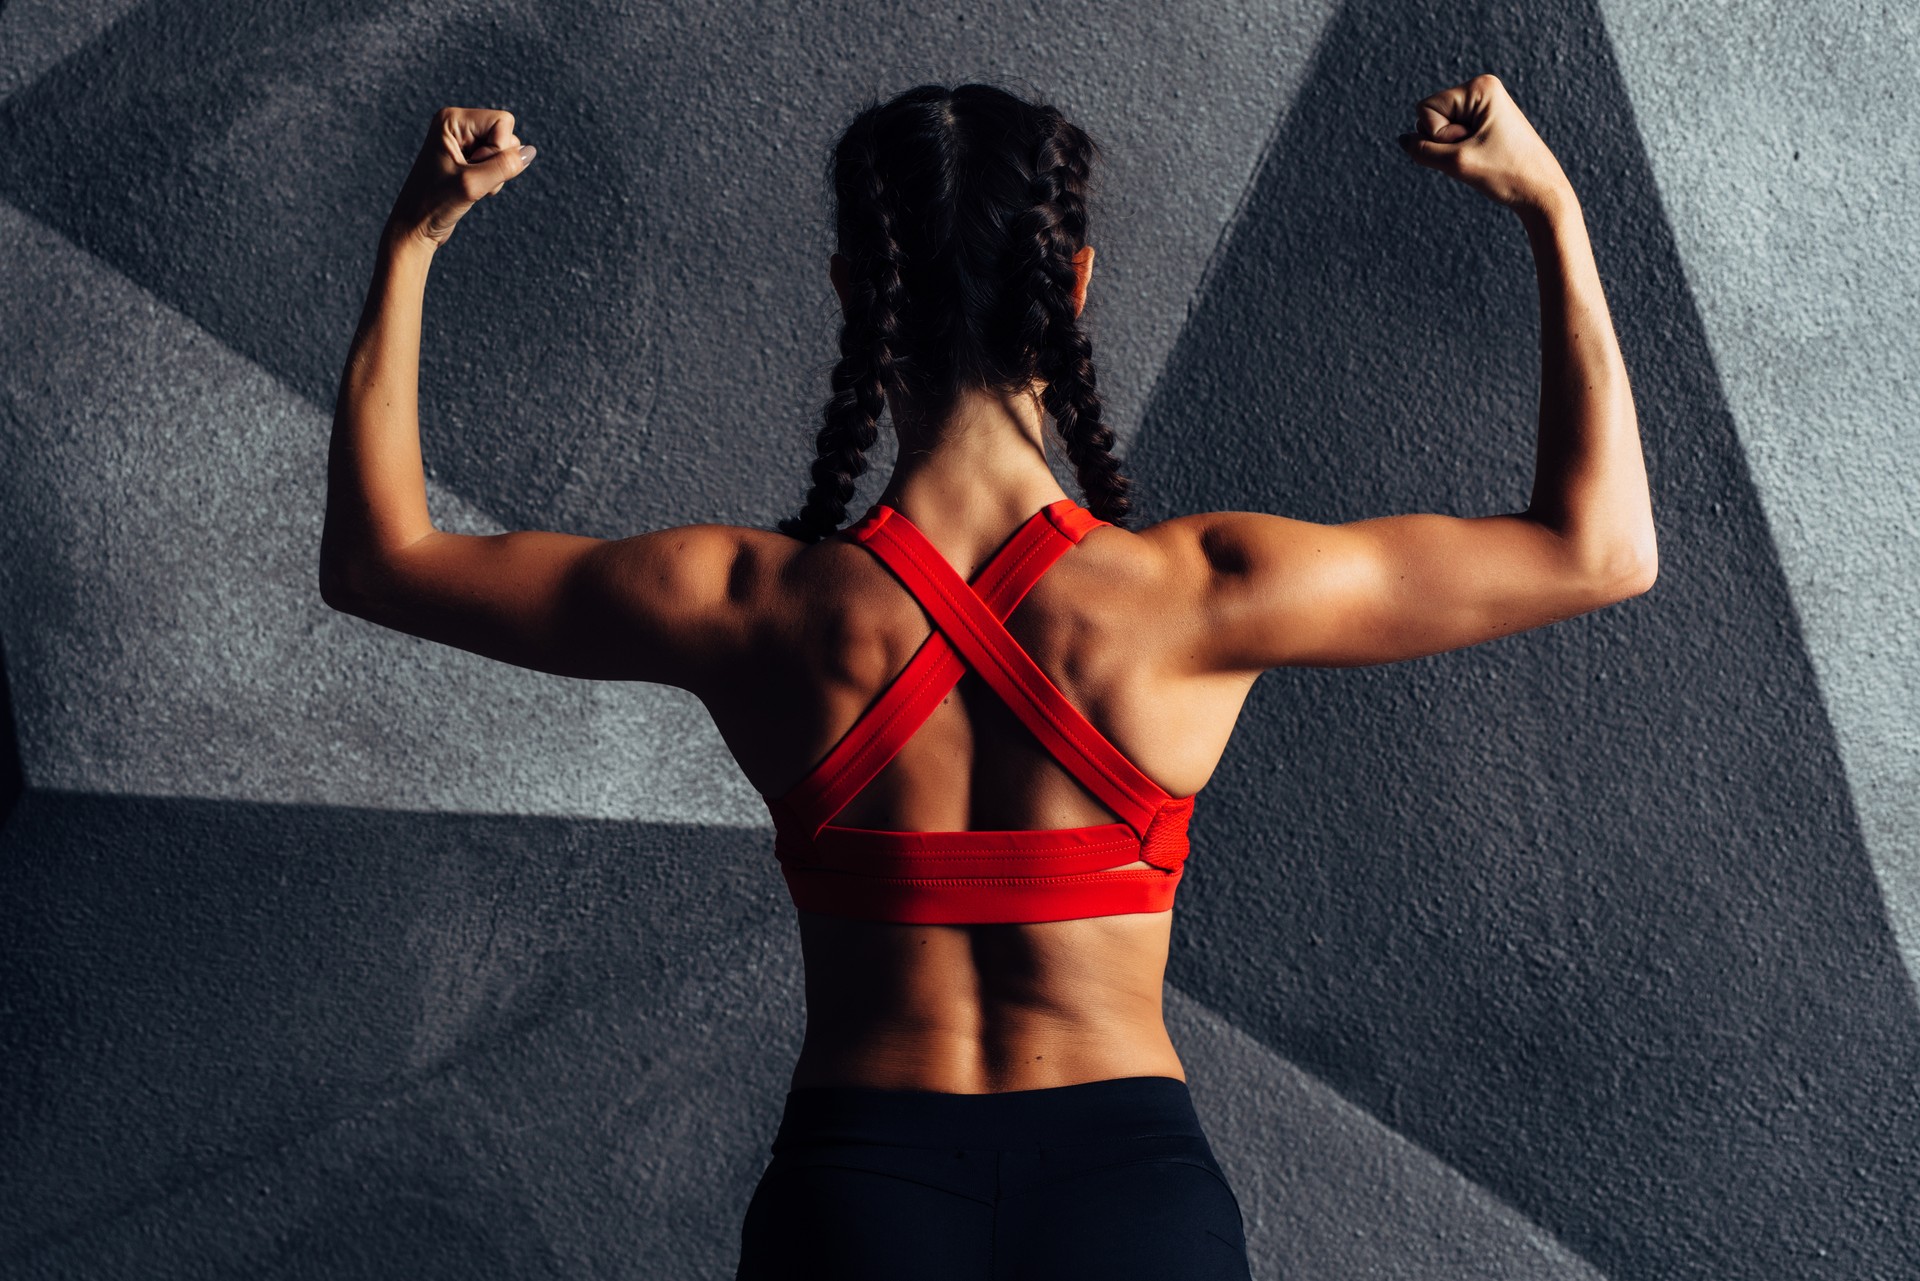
[873,383,1071,537]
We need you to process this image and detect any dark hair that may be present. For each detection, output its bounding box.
[778,81,1133,542]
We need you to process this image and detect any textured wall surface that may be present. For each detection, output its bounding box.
[3,2,1915,1279]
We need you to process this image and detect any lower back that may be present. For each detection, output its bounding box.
[786,907,1187,1093]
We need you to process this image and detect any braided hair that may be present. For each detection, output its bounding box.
[779,82,1133,542]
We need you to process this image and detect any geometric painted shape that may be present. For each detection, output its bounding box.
[0,198,760,823]
[0,792,801,1275]
[1599,0,1920,993]
[1131,2,1920,1278]
[0,0,145,103]
[1168,986,1610,1280]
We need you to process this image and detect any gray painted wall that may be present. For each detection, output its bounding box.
[3,1,1915,1278]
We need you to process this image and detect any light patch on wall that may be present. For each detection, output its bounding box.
[1598,0,1920,991]
[1168,984,1611,1281]
[0,0,146,102]
[0,198,766,826]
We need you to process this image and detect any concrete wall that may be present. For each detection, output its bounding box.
[3,1,1915,1277]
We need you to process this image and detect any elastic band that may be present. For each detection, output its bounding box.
[771,1075,1202,1152]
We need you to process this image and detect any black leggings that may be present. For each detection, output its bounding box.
[734,1074,1252,1280]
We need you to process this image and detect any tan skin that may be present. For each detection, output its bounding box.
[323,77,1656,1094]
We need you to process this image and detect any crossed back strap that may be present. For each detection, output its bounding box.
[772,498,1174,842]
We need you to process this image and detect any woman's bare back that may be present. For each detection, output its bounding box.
[697,505,1261,1093]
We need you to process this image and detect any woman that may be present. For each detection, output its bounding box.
[323,76,1653,1281]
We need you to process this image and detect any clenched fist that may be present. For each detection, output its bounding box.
[1397,74,1571,215]
[384,107,537,252]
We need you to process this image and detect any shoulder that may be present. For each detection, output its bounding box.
[572,522,836,690]
[1130,509,1332,574]
[1118,510,1353,673]
[590,522,816,609]
[1039,513,1232,652]
[1114,509,1330,598]
[589,518,911,647]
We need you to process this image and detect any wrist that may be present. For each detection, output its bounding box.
[1513,180,1579,232]
[379,219,440,263]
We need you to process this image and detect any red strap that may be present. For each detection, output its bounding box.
[1044,499,1108,544]
[774,500,1089,839]
[780,859,1182,925]
[855,502,1170,840]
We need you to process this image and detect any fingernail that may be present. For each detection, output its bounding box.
[520,144,538,163]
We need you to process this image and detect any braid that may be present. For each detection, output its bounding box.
[786,83,1135,537]
[778,127,909,543]
[1007,116,1133,527]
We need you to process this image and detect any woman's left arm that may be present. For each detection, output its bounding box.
[320,107,772,691]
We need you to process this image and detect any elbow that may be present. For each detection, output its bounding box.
[1600,539,1658,601]
[318,523,364,612]
[1536,502,1658,603]
[319,578,358,615]
[1560,528,1656,604]
[1619,520,1660,596]
[318,561,367,614]
[1564,510,1657,602]
[319,530,431,617]
[1613,553,1657,599]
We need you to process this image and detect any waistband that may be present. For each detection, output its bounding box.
[771,1074,1204,1152]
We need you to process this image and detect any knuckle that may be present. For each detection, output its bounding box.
[499,110,516,133]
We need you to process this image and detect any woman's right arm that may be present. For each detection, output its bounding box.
[1149,74,1657,672]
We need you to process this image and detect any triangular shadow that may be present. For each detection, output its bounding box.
[0,790,796,1263]
[1129,3,1920,1279]
[0,0,663,538]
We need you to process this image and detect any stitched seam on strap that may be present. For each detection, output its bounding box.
[813,841,1141,860]
[989,528,1056,606]
[787,868,1179,887]
[970,517,1050,602]
[1045,498,1108,543]
[822,819,1135,837]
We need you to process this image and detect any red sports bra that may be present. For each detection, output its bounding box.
[761,497,1198,925]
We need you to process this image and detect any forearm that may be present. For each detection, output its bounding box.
[321,230,439,595]
[1519,189,1656,580]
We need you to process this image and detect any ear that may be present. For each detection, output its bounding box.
[1071,245,1095,318]
[829,252,852,318]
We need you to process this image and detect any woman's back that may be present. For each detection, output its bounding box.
[698,486,1261,1093]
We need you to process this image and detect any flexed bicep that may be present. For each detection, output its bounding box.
[1157,509,1653,672]
[321,522,777,689]
[1153,72,1657,675]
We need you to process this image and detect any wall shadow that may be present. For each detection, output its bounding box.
[0,0,664,537]
[0,631,21,830]
[0,791,796,1274]
[1130,2,1920,1278]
